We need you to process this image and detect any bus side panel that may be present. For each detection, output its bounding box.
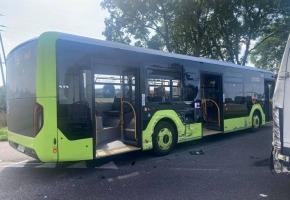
[224,104,265,133]
[142,110,202,151]
[224,117,249,133]
[182,123,202,142]
[57,131,93,162]
[33,32,60,162]
[34,98,58,162]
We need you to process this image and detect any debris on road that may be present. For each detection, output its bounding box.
[260,194,268,198]
[189,150,204,155]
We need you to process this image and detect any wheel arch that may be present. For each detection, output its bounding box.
[142,110,184,151]
[249,104,265,126]
[155,118,178,145]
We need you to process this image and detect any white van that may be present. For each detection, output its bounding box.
[271,34,290,173]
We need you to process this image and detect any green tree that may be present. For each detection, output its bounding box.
[101,0,179,51]
[250,24,290,72]
[170,0,215,56]
[101,0,290,67]
[250,1,290,71]
[206,0,287,65]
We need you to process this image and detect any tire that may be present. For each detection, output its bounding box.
[251,111,261,132]
[152,121,176,156]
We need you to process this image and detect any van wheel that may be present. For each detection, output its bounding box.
[251,111,261,132]
[152,121,176,156]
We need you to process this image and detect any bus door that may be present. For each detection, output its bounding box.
[121,68,140,146]
[57,69,94,162]
[201,74,223,134]
[264,80,275,121]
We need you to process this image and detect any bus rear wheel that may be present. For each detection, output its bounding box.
[152,121,176,156]
[251,111,261,132]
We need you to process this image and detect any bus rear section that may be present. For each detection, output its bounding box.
[272,34,290,173]
[6,33,140,162]
[6,40,43,159]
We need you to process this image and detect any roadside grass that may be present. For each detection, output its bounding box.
[0,111,7,141]
[0,127,8,141]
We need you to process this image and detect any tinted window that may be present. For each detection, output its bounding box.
[244,72,264,101]
[7,40,37,99]
[146,68,181,102]
[6,40,37,137]
[224,77,244,104]
[56,40,93,140]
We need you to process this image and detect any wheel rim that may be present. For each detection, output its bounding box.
[157,127,173,151]
[253,115,260,129]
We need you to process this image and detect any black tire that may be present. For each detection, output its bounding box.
[251,111,261,132]
[152,121,176,156]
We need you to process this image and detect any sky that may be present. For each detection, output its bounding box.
[0,0,108,86]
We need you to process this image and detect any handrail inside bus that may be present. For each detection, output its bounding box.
[202,99,220,128]
[121,100,137,141]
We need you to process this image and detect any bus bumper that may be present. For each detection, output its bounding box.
[9,141,39,160]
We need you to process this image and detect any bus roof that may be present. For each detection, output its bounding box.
[9,31,274,75]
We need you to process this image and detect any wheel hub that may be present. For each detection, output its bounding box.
[157,128,173,150]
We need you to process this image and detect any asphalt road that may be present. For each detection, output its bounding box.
[1,124,290,200]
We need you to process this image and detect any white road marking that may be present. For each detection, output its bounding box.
[171,167,220,171]
[1,160,29,168]
[35,163,57,168]
[117,172,140,180]
[106,172,140,182]
[96,161,118,170]
[68,161,87,168]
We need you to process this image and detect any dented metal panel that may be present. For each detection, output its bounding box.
[272,34,290,173]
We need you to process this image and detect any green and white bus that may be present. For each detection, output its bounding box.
[6,32,275,162]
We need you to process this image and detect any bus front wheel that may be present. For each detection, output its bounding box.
[152,121,176,156]
[251,111,261,132]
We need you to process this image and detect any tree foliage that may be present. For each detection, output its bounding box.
[101,0,290,69]
[250,1,290,71]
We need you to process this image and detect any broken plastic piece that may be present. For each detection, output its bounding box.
[260,194,268,198]
[189,150,204,155]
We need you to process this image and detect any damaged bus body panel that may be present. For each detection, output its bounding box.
[272,34,290,173]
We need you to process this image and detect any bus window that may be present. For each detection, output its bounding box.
[6,40,37,137]
[185,84,199,101]
[94,74,122,102]
[123,74,135,100]
[147,78,181,102]
[57,46,93,140]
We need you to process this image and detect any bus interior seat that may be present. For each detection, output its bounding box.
[225,98,233,103]
[234,96,245,104]
[152,96,162,102]
[147,95,162,102]
[104,97,121,116]
[147,95,152,102]
[245,96,252,104]
[102,97,121,127]
[68,101,91,126]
